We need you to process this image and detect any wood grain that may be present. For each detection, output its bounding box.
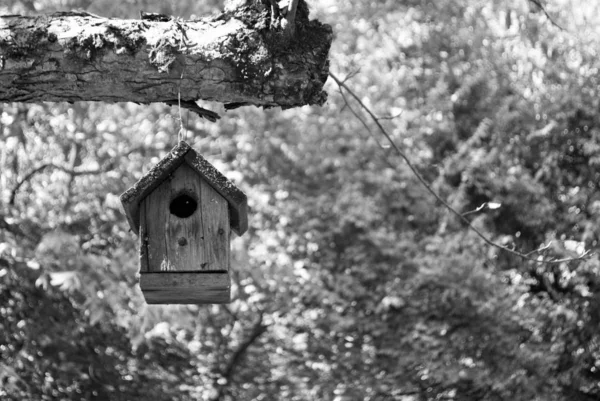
[141,272,230,304]
[139,200,149,272]
[141,164,229,272]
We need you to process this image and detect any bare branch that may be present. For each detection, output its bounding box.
[284,0,300,38]
[329,71,593,265]
[335,85,389,154]
[10,163,105,206]
[223,313,266,380]
[213,312,267,401]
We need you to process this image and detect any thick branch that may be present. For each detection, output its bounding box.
[0,6,332,109]
[213,312,267,400]
[222,313,267,381]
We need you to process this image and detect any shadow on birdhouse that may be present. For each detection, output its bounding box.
[120,141,248,304]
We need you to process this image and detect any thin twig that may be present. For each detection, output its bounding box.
[341,68,361,83]
[377,111,404,121]
[329,71,592,265]
[529,0,565,31]
[9,163,105,206]
[524,242,552,257]
[336,85,388,152]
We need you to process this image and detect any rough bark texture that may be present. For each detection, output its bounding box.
[0,2,332,109]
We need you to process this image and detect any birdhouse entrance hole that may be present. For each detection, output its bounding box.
[169,193,197,218]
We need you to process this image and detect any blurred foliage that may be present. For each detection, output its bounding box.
[1,0,600,400]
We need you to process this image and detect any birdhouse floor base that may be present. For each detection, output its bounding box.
[140,272,231,304]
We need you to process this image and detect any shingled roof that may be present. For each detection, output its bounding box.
[120,141,248,236]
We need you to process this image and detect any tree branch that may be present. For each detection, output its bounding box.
[528,0,564,31]
[9,162,105,206]
[329,72,593,265]
[213,312,267,400]
[222,313,266,380]
[0,7,332,109]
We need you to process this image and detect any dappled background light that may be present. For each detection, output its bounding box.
[1,0,600,400]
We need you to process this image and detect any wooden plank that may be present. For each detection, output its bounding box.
[139,200,149,272]
[165,164,206,271]
[200,179,230,271]
[140,272,230,304]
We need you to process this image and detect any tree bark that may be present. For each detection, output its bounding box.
[0,3,332,109]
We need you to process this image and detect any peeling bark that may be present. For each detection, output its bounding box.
[0,3,332,109]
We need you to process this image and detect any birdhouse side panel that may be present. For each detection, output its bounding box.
[199,178,230,271]
[141,163,229,272]
[139,200,150,273]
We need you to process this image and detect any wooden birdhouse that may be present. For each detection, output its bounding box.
[120,141,248,304]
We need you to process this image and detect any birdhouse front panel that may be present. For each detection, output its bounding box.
[139,163,230,273]
[120,141,248,305]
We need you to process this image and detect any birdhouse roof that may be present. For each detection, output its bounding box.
[120,141,248,236]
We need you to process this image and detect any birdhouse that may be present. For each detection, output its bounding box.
[120,141,248,304]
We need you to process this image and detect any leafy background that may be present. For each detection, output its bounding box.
[1,0,600,400]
